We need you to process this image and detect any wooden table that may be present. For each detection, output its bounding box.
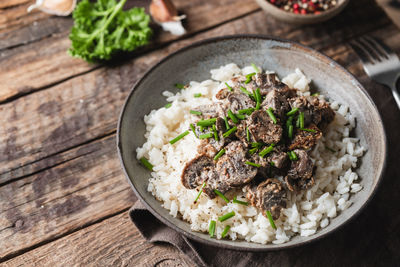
[1,0,400,266]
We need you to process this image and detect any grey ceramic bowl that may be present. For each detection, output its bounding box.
[255,0,350,25]
[117,35,386,251]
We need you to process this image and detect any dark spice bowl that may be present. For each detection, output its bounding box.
[117,35,386,251]
[255,0,350,24]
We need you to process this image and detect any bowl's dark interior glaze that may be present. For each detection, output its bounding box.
[117,36,386,251]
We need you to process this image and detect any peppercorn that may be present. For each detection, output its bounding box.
[268,0,337,14]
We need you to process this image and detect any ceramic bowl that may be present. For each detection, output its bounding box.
[255,0,350,25]
[117,35,386,251]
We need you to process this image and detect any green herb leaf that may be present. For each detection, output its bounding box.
[194,93,202,98]
[175,83,185,89]
[165,103,172,109]
[69,0,152,62]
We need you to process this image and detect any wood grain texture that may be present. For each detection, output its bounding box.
[2,212,193,267]
[0,0,260,102]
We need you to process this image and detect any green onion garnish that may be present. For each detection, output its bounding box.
[218,211,235,222]
[225,82,233,92]
[233,196,249,206]
[266,107,277,124]
[197,118,217,127]
[246,127,250,142]
[239,86,253,98]
[165,103,172,109]
[288,151,298,161]
[238,108,255,115]
[254,88,262,110]
[245,72,256,84]
[245,161,261,167]
[299,112,305,129]
[228,109,239,124]
[288,125,294,139]
[286,116,293,129]
[270,161,275,167]
[139,157,153,171]
[214,189,229,203]
[199,133,214,139]
[212,124,219,141]
[251,63,260,73]
[194,93,202,98]
[200,126,205,132]
[296,116,301,128]
[286,107,299,116]
[251,142,263,148]
[259,143,275,158]
[169,131,189,144]
[209,220,216,237]
[175,83,185,89]
[224,116,230,130]
[311,93,319,96]
[190,123,198,138]
[194,182,206,203]
[300,128,317,133]
[214,148,226,161]
[249,147,258,155]
[325,146,336,153]
[222,126,237,138]
[235,113,246,120]
[221,225,231,238]
[266,210,277,230]
[190,110,202,115]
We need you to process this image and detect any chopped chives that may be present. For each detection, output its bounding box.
[266,107,277,124]
[245,72,256,84]
[299,112,305,128]
[194,93,202,98]
[300,128,317,133]
[175,83,185,89]
[266,210,277,230]
[296,116,301,128]
[233,196,249,206]
[190,110,202,115]
[200,126,205,132]
[139,157,153,171]
[194,182,206,203]
[169,131,189,144]
[287,152,293,160]
[190,123,198,138]
[218,211,235,222]
[286,107,299,116]
[165,103,172,109]
[259,144,275,158]
[325,146,336,153]
[235,113,246,120]
[311,93,319,96]
[212,124,219,141]
[246,127,250,142]
[228,109,239,124]
[209,220,216,237]
[221,225,231,238]
[288,125,294,139]
[270,161,275,167]
[249,147,258,155]
[214,189,229,203]
[238,108,255,115]
[255,88,261,110]
[251,142,263,148]
[251,63,260,73]
[239,86,253,98]
[290,151,298,161]
[214,148,226,161]
[199,132,214,139]
[224,116,230,130]
[286,116,293,129]
[245,161,261,167]
[222,126,237,138]
[197,118,217,127]
[225,82,233,92]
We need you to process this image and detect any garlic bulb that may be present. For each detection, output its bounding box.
[150,0,186,36]
[27,0,76,16]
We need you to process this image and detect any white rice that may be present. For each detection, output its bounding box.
[136,63,365,244]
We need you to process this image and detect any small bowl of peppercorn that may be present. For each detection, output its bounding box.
[255,0,350,25]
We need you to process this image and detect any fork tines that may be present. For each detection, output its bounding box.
[350,35,395,64]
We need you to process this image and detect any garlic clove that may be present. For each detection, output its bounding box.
[27,0,76,16]
[150,0,186,36]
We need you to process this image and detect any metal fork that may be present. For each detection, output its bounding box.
[349,36,400,110]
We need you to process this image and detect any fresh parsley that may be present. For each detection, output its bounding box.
[68,0,152,62]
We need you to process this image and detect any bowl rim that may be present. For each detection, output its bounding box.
[255,0,350,18]
[117,34,387,251]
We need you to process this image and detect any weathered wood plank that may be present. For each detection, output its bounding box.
[0,0,30,9]
[2,212,193,267]
[0,0,396,185]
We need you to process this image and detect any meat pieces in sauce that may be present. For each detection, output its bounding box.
[245,178,287,220]
[285,149,315,191]
[248,110,282,144]
[289,124,322,151]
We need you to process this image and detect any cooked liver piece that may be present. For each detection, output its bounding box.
[181,155,216,189]
[285,149,315,191]
[289,124,322,150]
[261,89,291,119]
[245,178,287,220]
[226,92,255,114]
[248,110,282,144]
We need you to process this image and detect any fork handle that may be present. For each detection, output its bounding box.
[390,76,400,111]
